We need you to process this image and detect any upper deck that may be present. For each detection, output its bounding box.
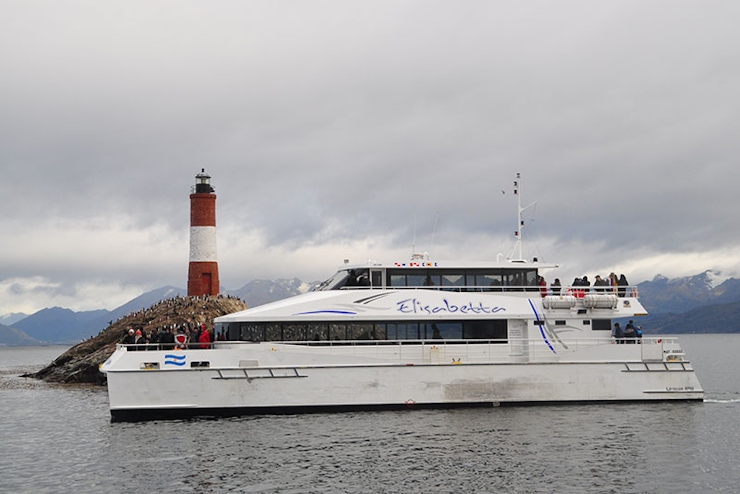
[316,257,558,292]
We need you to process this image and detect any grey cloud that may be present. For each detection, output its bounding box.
[2,1,740,312]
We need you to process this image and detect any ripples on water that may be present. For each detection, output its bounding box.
[1,337,739,493]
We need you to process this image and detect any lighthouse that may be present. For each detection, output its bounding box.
[187,169,219,296]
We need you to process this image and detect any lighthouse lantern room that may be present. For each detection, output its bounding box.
[188,169,219,296]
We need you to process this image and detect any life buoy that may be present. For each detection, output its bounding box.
[175,333,187,349]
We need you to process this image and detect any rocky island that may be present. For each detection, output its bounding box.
[30,295,247,384]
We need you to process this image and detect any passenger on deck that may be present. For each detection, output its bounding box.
[612,323,625,344]
[618,274,629,297]
[176,326,188,349]
[571,277,585,298]
[608,272,619,293]
[134,329,147,351]
[161,326,175,350]
[148,329,159,350]
[581,276,590,292]
[538,276,547,297]
[624,320,637,343]
[198,326,211,349]
[593,275,608,293]
[122,328,135,346]
[550,278,561,296]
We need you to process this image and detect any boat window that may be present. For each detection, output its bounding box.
[374,322,388,340]
[387,269,438,288]
[283,324,307,341]
[386,322,420,340]
[407,273,428,287]
[329,323,348,341]
[473,272,503,292]
[503,269,538,292]
[353,269,371,287]
[316,269,370,291]
[440,272,465,291]
[380,267,540,292]
[140,362,159,370]
[348,323,374,340]
[421,322,462,339]
[235,320,508,343]
[462,320,507,340]
[389,273,406,287]
[266,324,283,341]
[190,361,210,368]
[308,322,328,341]
[316,270,349,291]
[240,324,264,342]
[592,319,612,331]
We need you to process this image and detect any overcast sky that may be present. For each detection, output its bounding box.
[2,1,739,315]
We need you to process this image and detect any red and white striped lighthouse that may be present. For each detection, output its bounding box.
[187,169,219,296]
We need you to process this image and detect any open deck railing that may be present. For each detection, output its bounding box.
[117,336,682,365]
[338,284,640,297]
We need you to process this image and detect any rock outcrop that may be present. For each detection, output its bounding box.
[30,295,247,384]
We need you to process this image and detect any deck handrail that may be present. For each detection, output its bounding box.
[117,336,673,351]
[339,284,640,297]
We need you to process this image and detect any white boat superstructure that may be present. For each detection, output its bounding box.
[100,174,703,421]
[101,258,703,421]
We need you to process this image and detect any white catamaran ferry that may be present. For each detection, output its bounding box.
[101,176,703,421]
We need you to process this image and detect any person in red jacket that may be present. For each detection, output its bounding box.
[198,325,211,349]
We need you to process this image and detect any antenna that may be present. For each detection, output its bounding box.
[429,213,439,251]
[508,172,537,260]
[412,214,417,257]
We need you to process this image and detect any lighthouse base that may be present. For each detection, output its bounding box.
[188,261,219,296]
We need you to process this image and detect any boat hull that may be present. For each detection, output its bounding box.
[104,344,703,421]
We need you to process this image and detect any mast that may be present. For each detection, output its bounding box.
[509,173,536,261]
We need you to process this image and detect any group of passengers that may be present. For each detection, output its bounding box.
[544,272,631,297]
[612,320,643,344]
[121,323,224,350]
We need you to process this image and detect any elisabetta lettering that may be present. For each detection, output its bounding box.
[396,298,506,315]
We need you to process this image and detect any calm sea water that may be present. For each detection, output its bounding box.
[1,335,738,494]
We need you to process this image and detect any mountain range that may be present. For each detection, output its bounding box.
[1,271,739,346]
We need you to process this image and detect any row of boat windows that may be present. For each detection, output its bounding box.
[227,320,508,343]
[316,268,540,291]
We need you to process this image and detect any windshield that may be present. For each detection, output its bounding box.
[315,268,369,291]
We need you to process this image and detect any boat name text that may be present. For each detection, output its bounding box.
[396,298,506,315]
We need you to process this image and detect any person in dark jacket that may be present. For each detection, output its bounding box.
[550,278,562,296]
[593,275,608,293]
[624,320,637,343]
[134,329,147,351]
[612,323,625,344]
[161,326,176,350]
[618,274,629,297]
[147,329,159,350]
[122,328,135,346]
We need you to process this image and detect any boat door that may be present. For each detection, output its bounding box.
[370,269,384,288]
[509,319,530,362]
